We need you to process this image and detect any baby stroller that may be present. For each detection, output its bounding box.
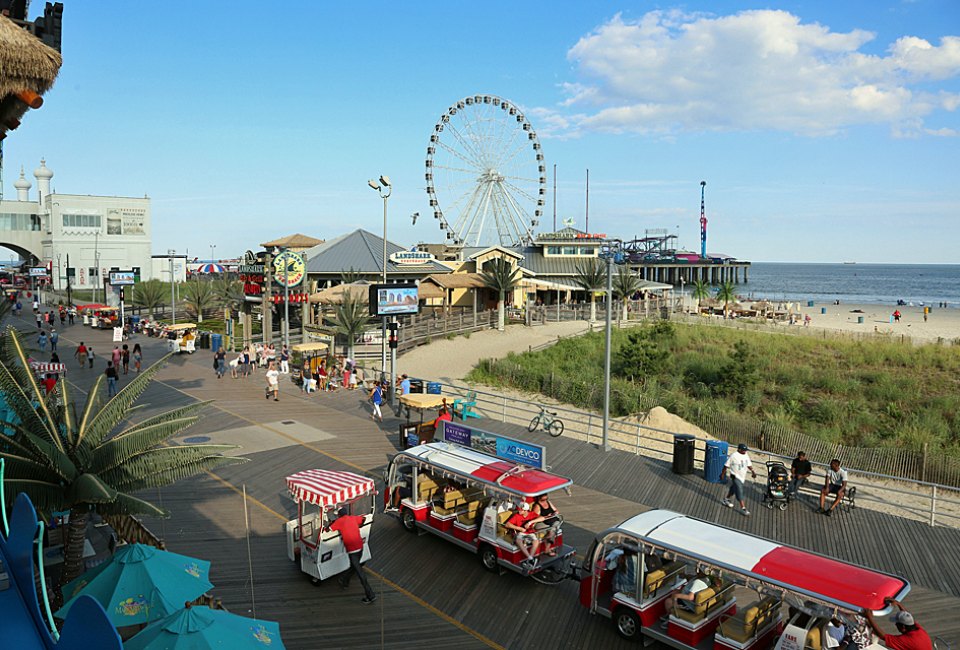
[763,461,790,510]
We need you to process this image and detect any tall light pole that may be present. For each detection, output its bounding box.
[368,175,392,396]
[602,252,614,452]
[210,244,216,263]
[168,249,176,324]
[93,231,100,304]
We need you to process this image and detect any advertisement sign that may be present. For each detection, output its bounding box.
[109,271,136,286]
[272,251,305,288]
[369,284,420,316]
[29,267,47,277]
[440,421,546,470]
[389,250,436,265]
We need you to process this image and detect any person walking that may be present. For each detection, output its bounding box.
[132,343,143,373]
[15,300,22,317]
[36,313,43,329]
[369,381,384,422]
[214,346,227,379]
[49,329,59,353]
[37,330,48,352]
[280,346,290,374]
[105,361,119,398]
[111,345,122,369]
[32,298,39,315]
[67,307,75,325]
[720,443,757,516]
[265,361,280,401]
[86,345,96,368]
[75,342,88,368]
[329,507,376,604]
[121,344,130,374]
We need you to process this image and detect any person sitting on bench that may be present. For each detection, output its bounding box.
[789,451,812,495]
[818,459,848,516]
[662,572,718,624]
[503,502,544,569]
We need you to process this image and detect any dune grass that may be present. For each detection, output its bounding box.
[467,321,960,455]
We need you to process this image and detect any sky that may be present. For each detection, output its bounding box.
[3,0,959,264]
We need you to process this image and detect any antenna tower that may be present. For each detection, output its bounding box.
[699,181,707,258]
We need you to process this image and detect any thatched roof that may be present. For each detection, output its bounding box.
[0,14,62,131]
[260,233,324,251]
[308,281,371,305]
[423,272,486,289]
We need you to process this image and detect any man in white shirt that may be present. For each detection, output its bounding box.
[662,572,718,625]
[265,362,280,402]
[720,443,757,516]
[818,459,848,516]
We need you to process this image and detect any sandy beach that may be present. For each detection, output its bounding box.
[792,301,960,344]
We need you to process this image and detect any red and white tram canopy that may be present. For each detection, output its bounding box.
[612,510,908,612]
[286,469,376,508]
[28,360,67,374]
[399,442,572,497]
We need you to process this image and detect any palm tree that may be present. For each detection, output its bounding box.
[329,292,369,359]
[131,278,167,319]
[182,279,218,323]
[574,259,606,322]
[715,281,737,319]
[0,327,246,601]
[691,279,711,313]
[0,295,11,321]
[612,267,640,321]
[212,276,245,318]
[480,259,521,331]
[340,267,363,284]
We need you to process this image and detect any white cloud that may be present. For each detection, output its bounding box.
[540,10,960,137]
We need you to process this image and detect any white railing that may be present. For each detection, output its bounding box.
[434,382,960,529]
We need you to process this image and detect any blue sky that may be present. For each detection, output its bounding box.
[4,0,958,263]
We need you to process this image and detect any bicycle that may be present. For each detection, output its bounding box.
[528,406,564,437]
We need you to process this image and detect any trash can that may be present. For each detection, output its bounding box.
[408,378,424,393]
[807,300,815,307]
[857,316,864,324]
[426,382,442,395]
[211,333,222,351]
[821,307,827,314]
[199,332,211,349]
[704,441,729,483]
[399,423,419,449]
[672,434,696,475]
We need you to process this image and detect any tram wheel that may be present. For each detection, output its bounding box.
[479,545,500,573]
[401,508,417,533]
[614,608,641,640]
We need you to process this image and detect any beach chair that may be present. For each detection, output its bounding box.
[453,391,480,420]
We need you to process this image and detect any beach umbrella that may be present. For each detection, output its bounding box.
[196,263,226,274]
[124,605,284,650]
[56,544,214,627]
[0,14,62,133]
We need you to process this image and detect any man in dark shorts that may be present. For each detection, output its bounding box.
[329,507,376,604]
[818,458,848,516]
[789,451,812,495]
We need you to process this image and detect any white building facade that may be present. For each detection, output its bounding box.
[1,159,154,290]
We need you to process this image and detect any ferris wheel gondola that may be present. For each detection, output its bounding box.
[425,94,546,247]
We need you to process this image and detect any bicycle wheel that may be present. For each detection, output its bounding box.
[528,415,541,432]
[548,418,564,437]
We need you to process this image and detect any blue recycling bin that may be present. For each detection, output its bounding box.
[426,382,442,395]
[807,300,815,307]
[211,333,222,351]
[704,440,729,483]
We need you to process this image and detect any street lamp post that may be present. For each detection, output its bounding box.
[368,175,392,403]
[210,244,216,263]
[168,250,176,325]
[93,231,100,304]
[602,253,614,452]
[282,249,290,352]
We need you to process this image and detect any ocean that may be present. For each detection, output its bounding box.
[742,263,960,307]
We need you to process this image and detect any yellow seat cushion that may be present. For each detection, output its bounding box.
[674,587,716,623]
[720,604,760,642]
[805,626,822,650]
[643,569,666,597]
[417,475,438,501]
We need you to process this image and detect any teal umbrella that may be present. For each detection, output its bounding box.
[56,543,214,627]
[124,605,284,649]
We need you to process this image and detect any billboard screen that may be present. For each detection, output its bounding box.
[368,284,420,316]
[109,271,136,286]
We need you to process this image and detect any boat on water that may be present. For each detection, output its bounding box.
[842,261,856,265]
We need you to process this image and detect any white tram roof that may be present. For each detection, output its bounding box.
[608,510,909,613]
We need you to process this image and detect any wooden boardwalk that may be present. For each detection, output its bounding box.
[17,316,960,650]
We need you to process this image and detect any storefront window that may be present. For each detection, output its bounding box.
[561,246,578,255]
[546,246,560,255]
[63,214,102,228]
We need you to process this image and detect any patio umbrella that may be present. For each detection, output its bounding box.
[196,263,226,274]
[308,281,370,304]
[125,605,284,650]
[0,14,62,132]
[55,543,214,627]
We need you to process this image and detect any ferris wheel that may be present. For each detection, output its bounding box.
[425,94,547,247]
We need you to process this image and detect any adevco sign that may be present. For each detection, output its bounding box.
[440,421,546,470]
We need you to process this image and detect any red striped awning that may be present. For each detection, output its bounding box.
[286,469,375,508]
[30,361,67,374]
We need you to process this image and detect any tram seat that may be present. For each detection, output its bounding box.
[496,510,514,542]
[718,596,781,643]
[417,475,439,502]
[673,580,735,624]
[660,560,687,586]
[642,569,667,597]
[804,625,823,650]
[456,501,482,526]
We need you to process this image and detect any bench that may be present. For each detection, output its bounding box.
[672,579,735,624]
[794,475,857,512]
